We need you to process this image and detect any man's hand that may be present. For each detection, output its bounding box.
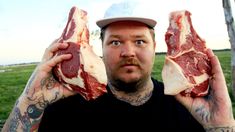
[175,49,235,131]
[2,41,76,132]
[22,41,75,106]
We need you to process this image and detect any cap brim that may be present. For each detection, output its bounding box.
[96,17,157,28]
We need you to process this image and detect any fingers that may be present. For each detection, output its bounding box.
[49,42,69,53]
[207,49,221,72]
[211,56,224,79]
[49,54,72,67]
[62,86,77,98]
[207,49,226,87]
[206,48,215,58]
[39,39,72,72]
[42,41,69,62]
[206,49,228,102]
[41,54,72,73]
[207,49,224,76]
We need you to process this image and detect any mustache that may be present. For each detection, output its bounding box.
[119,58,140,67]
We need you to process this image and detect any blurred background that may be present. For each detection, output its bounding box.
[0,0,233,65]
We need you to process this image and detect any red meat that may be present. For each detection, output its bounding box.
[53,7,107,100]
[162,10,211,97]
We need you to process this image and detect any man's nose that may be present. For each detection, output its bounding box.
[120,43,135,57]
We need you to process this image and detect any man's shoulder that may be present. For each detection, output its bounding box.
[151,78,164,86]
[151,77,164,94]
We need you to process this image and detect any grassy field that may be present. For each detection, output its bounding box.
[0,50,232,126]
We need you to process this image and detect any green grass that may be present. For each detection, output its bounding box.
[0,50,232,125]
[152,50,234,114]
[151,53,165,81]
[0,64,37,121]
[215,51,232,99]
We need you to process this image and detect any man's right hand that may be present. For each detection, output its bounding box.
[21,41,76,108]
[2,41,76,132]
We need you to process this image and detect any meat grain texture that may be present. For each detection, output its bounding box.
[53,6,107,101]
[162,10,212,97]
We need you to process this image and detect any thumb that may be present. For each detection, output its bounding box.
[62,86,77,98]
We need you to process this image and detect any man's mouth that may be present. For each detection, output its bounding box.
[120,63,140,71]
[119,58,140,67]
[121,64,138,67]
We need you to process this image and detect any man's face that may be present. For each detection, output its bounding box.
[102,21,156,92]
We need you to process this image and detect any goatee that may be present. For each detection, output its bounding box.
[110,78,147,93]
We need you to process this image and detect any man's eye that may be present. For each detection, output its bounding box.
[111,41,121,46]
[136,40,145,45]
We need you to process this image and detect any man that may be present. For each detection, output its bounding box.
[2,2,235,132]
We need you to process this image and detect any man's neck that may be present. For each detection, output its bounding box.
[108,78,154,106]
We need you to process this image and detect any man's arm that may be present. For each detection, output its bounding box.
[205,126,235,132]
[2,42,74,131]
[2,73,62,131]
[175,49,235,131]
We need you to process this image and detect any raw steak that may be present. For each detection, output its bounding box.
[53,6,107,100]
[162,10,212,97]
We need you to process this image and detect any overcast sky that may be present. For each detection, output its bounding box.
[0,0,234,65]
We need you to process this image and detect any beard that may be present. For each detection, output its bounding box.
[109,74,150,93]
[105,57,153,93]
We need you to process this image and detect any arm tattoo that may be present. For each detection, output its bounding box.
[27,75,62,106]
[8,107,20,131]
[25,70,37,95]
[117,91,152,106]
[27,104,44,119]
[40,76,64,103]
[6,103,44,132]
[40,75,56,90]
[3,67,66,131]
[205,126,235,132]
[194,106,210,123]
[3,73,62,131]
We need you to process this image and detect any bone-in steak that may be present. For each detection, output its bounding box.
[53,7,107,100]
[162,10,211,97]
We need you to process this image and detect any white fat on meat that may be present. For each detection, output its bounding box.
[162,57,194,95]
[53,6,107,100]
[63,8,87,43]
[162,10,211,97]
[80,44,107,85]
[169,11,191,46]
[162,56,210,95]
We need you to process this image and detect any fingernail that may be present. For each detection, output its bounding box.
[68,54,72,57]
[63,43,68,46]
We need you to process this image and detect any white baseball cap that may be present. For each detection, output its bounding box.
[96,1,157,28]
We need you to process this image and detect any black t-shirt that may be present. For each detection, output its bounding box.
[39,78,205,132]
